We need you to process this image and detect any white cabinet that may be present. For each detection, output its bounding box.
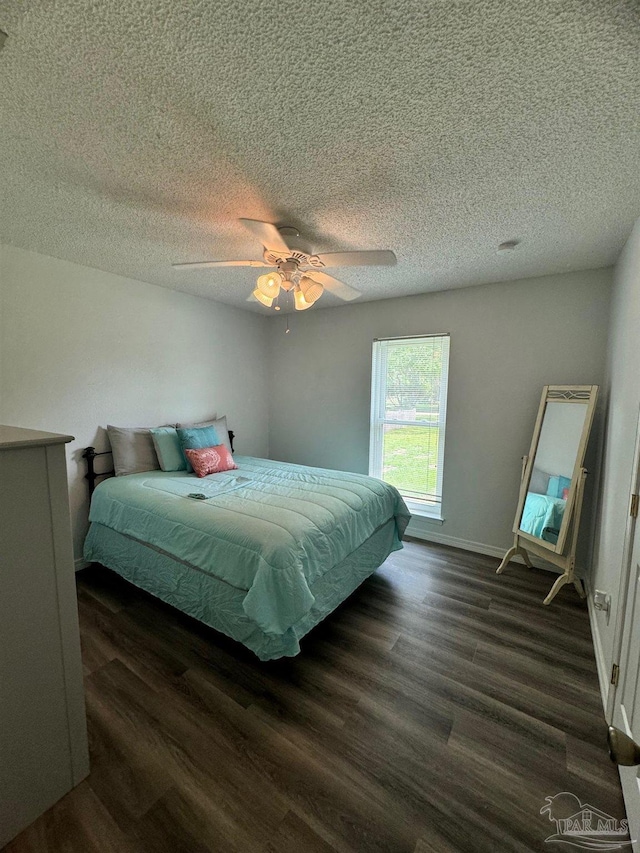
[0,426,89,847]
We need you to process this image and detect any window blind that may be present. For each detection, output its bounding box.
[369,334,450,512]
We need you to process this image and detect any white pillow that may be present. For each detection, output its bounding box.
[176,415,232,453]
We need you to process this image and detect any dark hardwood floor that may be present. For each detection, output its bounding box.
[5,540,626,852]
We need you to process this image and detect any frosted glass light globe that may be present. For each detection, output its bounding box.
[299,276,324,304]
[252,288,274,307]
[256,272,281,298]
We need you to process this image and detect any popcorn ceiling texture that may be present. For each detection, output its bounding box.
[0,0,638,313]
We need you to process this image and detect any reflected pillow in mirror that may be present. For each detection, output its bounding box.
[529,467,550,495]
[547,475,571,499]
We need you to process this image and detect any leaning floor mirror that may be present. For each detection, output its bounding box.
[497,385,598,605]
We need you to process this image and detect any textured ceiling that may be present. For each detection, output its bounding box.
[0,0,639,314]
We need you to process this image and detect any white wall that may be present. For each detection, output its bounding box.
[591,218,640,702]
[267,269,612,557]
[0,244,269,560]
[0,244,616,573]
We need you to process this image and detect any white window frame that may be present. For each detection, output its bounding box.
[369,334,450,520]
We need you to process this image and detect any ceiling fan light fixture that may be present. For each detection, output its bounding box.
[294,288,313,311]
[299,276,324,304]
[252,288,274,307]
[172,219,388,309]
[256,272,281,298]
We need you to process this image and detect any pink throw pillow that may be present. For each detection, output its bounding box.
[184,445,238,478]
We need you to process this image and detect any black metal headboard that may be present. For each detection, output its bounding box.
[82,429,235,496]
[81,446,114,496]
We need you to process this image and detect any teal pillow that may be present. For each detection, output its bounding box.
[149,427,186,472]
[177,425,220,472]
[547,475,572,499]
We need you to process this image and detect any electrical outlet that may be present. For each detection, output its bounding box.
[594,589,611,623]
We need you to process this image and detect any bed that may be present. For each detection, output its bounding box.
[83,454,410,660]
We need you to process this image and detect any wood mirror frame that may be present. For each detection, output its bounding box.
[497,385,599,604]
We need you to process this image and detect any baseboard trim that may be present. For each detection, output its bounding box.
[74,557,89,573]
[586,580,610,714]
[405,519,551,569]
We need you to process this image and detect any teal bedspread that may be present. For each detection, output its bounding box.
[520,491,566,543]
[84,456,410,642]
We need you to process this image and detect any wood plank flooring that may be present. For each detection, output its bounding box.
[4,540,626,852]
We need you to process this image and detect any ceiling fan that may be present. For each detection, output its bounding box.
[172,219,397,311]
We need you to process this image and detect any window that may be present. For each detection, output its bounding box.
[369,334,450,518]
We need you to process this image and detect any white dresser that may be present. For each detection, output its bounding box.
[0,426,89,846]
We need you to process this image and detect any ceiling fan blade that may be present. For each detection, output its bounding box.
[315,250,397,268]
[239,219,292,253]
[172,259,273,270]
[307,271,362,301]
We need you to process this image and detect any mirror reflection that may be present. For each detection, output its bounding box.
[518,402,588,545]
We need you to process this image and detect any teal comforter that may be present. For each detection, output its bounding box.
[84,457,410,637]
[520,491,566,543]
